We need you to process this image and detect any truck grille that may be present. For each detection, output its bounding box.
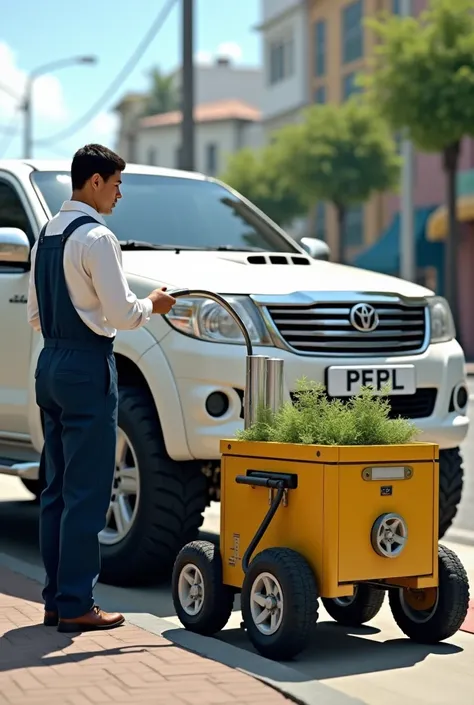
[265,301,427,356]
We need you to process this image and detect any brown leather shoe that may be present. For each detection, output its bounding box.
[57,605,125,633]
[44,610,58,627]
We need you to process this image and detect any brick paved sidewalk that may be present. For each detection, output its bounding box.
[0,567,290,705]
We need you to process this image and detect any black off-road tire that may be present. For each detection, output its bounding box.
[322,584,385,627]
[241,547,319,661]
[438,448,464,539]
[388,544,470,644]
[172,540,234,635]
[99,386,208,587]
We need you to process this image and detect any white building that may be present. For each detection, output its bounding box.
[114,58,264,171]
[135,99,262,176]
[255,0,310,139]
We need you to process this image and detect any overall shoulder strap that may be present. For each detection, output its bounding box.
[61,215,101,244]
[38,223,48,245]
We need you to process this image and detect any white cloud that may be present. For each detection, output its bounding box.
[194,49,213,65]
[194,42,243,66]
[90,112,119,140]
[0,42,67,123]
[216,42,243,62]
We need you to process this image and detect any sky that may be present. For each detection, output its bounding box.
[0,0,262,161]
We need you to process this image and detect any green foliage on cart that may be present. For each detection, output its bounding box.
[236,378,419,446]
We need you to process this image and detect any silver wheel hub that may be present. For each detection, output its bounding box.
[100,428,140,546]
[178,564,205,616]
[371,513,408,558]
[250,572,284,636]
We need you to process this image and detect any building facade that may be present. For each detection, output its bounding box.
[256,0,310,138]
[113,57,263,171]
[134,99,262,176]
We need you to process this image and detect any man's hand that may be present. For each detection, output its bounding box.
[147,287,176,314]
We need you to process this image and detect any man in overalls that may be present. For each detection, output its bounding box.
[27,144,176,632]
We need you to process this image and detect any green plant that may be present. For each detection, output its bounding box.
[236,378,419,446]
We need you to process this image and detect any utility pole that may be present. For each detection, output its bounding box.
[181,0,195,171]
[400,0,415,282]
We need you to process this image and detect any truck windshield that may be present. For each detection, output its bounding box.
[30,171,299,253]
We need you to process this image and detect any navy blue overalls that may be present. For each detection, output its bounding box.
[34,216,118,619]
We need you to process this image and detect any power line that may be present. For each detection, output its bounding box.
[35,0,179,147]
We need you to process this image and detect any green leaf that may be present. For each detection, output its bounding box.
[363,0,474,152]
[236,379,419,446]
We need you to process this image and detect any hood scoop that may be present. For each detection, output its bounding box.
[246,254,312,266]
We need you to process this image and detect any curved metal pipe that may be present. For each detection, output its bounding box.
[167,288,253,357]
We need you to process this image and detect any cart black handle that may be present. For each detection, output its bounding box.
[167,288,253,357]
[236,475,285,490]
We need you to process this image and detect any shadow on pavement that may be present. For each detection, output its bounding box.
[0,623,173,674]
[217,620,462,680]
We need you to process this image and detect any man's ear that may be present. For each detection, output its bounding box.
[91,173,102,190]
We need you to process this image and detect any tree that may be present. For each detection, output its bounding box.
[142,67,180,117]
[218,147,307,228]
[272,99,401,263]
[363,0,474,325]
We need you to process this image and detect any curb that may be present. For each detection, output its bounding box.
[0,551,363,705]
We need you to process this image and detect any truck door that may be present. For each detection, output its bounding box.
[0,172,36,435]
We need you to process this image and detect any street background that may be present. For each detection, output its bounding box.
[1,378,474,704]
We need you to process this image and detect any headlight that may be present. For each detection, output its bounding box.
[164,295,271,345]
[428,296,456,343]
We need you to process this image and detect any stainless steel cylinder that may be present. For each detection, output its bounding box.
[265,358,284,415]
[244,355,269,428]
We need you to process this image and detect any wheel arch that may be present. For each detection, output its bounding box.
[27,332,193,462]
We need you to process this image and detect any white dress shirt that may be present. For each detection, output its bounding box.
[27,200,153,337]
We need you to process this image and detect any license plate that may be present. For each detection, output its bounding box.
[326,365,416,397]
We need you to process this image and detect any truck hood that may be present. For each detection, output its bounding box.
[122,250,434,298]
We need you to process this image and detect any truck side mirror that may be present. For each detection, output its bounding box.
[300,237,330,261]
[0,227,31,265]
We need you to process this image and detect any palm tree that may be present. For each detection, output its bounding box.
[142,68,180,116]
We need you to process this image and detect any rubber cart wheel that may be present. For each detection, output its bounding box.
[322,584,385,626]
[241,547,319,661]
[388,544,470,644]
[171,540,234,635]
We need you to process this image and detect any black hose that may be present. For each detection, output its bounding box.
[241,483,285,574]
[167,288,254,357]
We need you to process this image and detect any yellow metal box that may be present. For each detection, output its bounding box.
[219,439,440,597]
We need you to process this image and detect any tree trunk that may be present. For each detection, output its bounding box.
[334,204,346,264]
[442,142,461,336]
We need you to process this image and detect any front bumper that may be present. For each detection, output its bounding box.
[158,331,469,459]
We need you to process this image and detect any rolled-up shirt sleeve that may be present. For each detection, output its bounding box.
[86,233,153,330]
[27,242,41,333]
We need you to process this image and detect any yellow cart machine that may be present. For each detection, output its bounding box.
[169,290,470,661]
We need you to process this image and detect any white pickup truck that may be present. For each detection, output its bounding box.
[0,159,469,587]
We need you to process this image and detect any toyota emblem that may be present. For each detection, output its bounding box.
[349,303,380,332]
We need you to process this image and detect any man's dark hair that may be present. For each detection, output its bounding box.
[71,143,126,190]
